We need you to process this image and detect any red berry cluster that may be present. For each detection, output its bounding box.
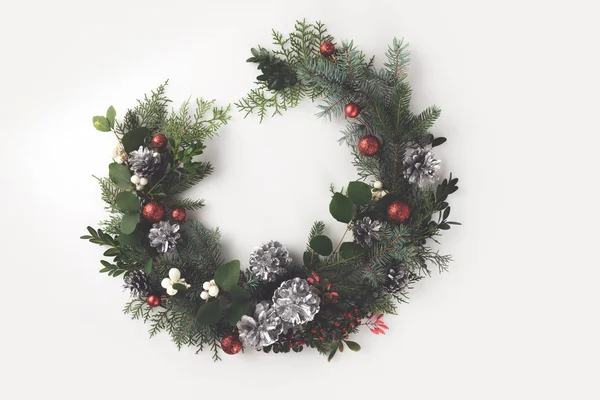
[306,271,339,303]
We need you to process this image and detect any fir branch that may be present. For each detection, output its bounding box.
[94,176,121,209]
[162,197,205,211]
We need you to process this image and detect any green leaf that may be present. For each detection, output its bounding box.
[432,137,447,147]
[118,229,143,246]
[121,127,151,153]
[196,300,222,325]
[347,181,372,206]
[309,235,333,256]
[103,248,120,257]
[120,213,140,234]
[339,242,365,259]
[228,285,250,300]
[108,162,132,189]
[115,192,140,214]
[226,301,252,325]
[327,346,338,362]
[92,116,111,132]
[344,340,361,351]
[303,251,313,266]
[144,258,153,274]
[172,283,188,291]
[329,193,355,223]
[106,106,116,129]
[214,260,241,291]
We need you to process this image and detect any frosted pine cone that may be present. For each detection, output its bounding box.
[123,270,151,297]
[249,241,292,282]
[352,217,382,248]
[236,302,283,349]
[128,146,161,178]
[403,146,440,186]
[272,278,321,326]
[148,221,181,253]
[383,263,419,294]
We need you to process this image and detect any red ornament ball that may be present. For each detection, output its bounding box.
[387,200,411,223]
[151,134,168,149]
[320,41,336,57]
[344,103,360,118]
[221,335,243,355]
[142,201,165,223]
[171,208,187,223]
[146,294,161,307]
[357,135,380,157]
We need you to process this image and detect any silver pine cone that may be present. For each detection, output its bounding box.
[249,240,292,282]
[236,301,283,349]
[128,146,161,177]
[352,217,382,248]
[123,270,151,297]
[383,263,418,294]
[272,278,320,326]
[148,221,181,253]
[403,146,440,186]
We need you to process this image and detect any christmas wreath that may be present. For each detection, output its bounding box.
[82,20,459,362]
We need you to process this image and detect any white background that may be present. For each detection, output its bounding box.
[1,0,599,398]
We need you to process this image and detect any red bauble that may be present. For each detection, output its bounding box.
[387,200,411,223]
[221,335,242,355]
[151,134,168,150]
[142,202,165,223]
[357,135,380,157]
[344,103,360,118]
[171,208,187,223]
[146,294,161,307]
[320,41,336,57]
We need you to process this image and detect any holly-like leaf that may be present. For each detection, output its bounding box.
[121,127,151,153]
[120,213,139,234]
[347,181,372,206]
[196,300,222,325]
[92,116,111,132]
[144,258,153,274]
[228,285,250,300]
[108,162,132,189]
[226,301,252,326]
[344,340,361,351]
[339,242,365,259]
[106,106,116,129]
[172,283,188,292]
[115,192,140,214]
[329,193,355,223]
[310,235,333,256]
[214,260,241,291]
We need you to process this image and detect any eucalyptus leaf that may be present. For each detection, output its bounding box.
[115,192,140,214]
[347,181,372,206]
[108,162,132,189]
[120,213,140,234]
[228,285,250,300]
[118,229,143,246]
[92,116,111,132]
[329,193,355,223]
[226,301,252,326]
[106,106,116,128]
[339,242,365,259]
[121,127,151,153]
[144,258,153,274]
[214,260,241,291]
[309,235,333,256]
[196,300,222,325]
[344,340,361,351]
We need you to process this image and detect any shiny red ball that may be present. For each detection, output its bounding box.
[171,208,187,223]
[146,294,161,307]
[357,135,380,157]
[142,202,165,223]
[151,134,168,149]
[387,200,411,223]
[221,335,242,355]
[344,103,360,118]
[320,41,336,57]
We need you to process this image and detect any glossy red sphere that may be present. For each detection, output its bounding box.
[357,135,380,157]
[320,41,336,57]
[387,200,411,223]
[171,208,187,223]
[146,294,161,307]
[142,202,165,223]
[151,134,168,149]
[344,103,360,118]
[221,335,242,355]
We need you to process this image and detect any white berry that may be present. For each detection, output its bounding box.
[168,268,181,282]
[135,184,144,191]
[166,287,178,296]
[373,181,383,189]
[161,278,172,289]
[200,291,210,300]
[203,281,211,290]
[130,175,140,184]
[208,285,219,297]
[139,177,148,186]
